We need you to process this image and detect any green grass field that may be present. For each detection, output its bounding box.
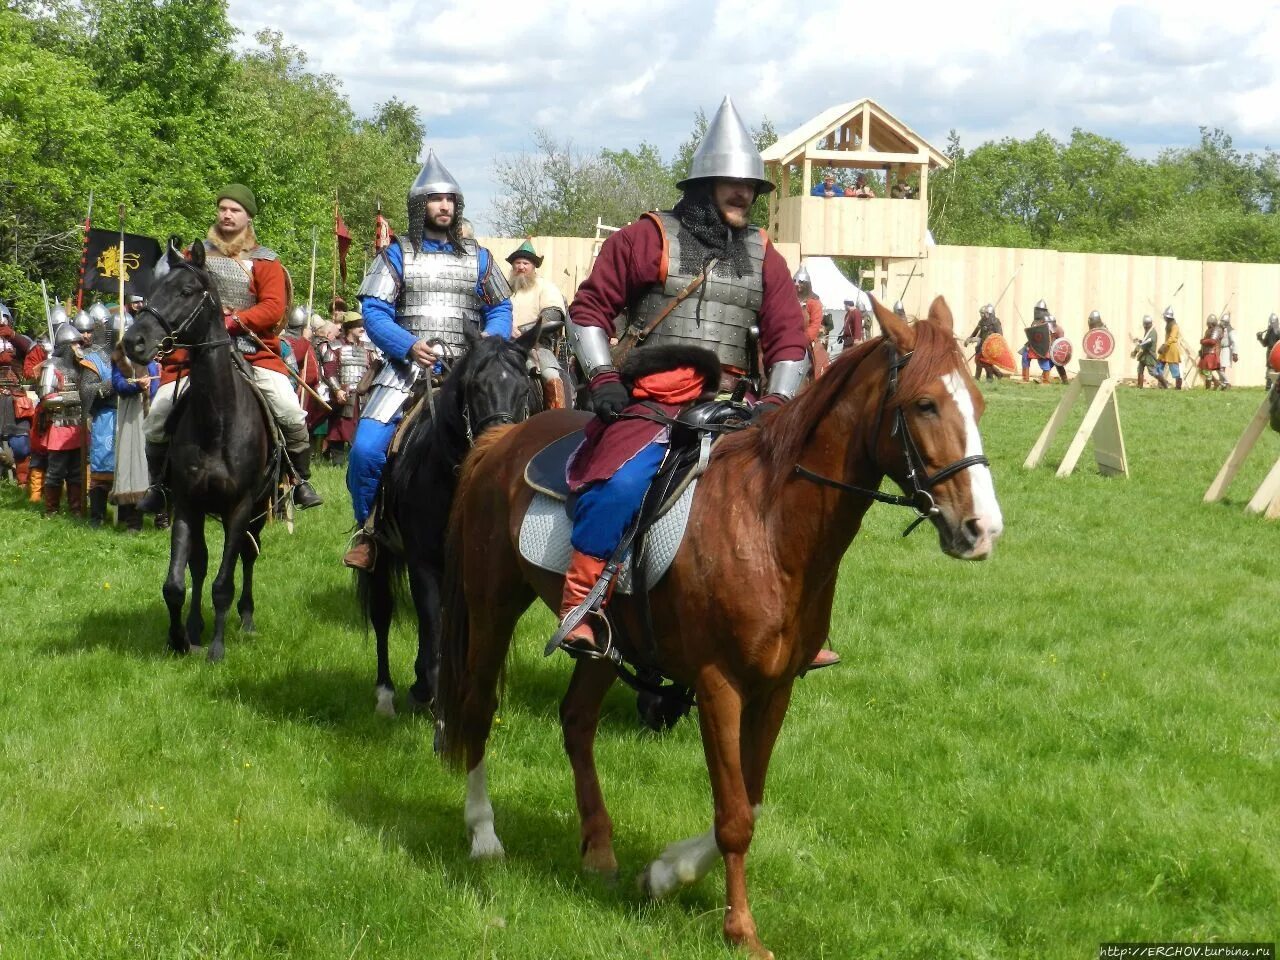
[1,381,1277,960]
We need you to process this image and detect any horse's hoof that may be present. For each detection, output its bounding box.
[207,645,225,664]
[469,830,505,860]
[168,643,190,657]
[239,617,256,635]
[581,847,618,885]
[375,687,396,718]
[405,690,433,714]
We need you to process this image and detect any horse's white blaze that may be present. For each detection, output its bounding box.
[641,805,763,898]
[941,371,1003,538]
[465,762,504,859]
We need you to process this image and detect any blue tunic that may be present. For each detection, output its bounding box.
[84,352,116,474]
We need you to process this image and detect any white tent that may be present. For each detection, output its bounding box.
[799,256,871,315]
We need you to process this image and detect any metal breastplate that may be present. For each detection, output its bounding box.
[626,212,765,371]
[396,238,483,352]
[337,344,367,388]
[205,252,257,312]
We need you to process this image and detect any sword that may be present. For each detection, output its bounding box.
[41,280,54,346]
[993,262,1022,312]
[238,327,332,413]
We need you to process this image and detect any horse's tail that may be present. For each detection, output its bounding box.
[437,426,514,770]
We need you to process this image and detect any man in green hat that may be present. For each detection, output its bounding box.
[507,240,570,408]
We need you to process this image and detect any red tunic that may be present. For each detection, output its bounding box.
[566,214,807,488]
[803,296,824,342]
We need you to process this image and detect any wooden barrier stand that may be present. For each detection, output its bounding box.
[1024,356,1129,478]
[1203,390,1280,519]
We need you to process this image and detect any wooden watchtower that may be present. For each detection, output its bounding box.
[762,99,949,281]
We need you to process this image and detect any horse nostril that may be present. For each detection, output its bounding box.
[963,517,984,545]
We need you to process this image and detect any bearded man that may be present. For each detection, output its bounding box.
[554,96,837,670]
[508,240,570,407]
[343,151,513,569]
[139,185,322,514]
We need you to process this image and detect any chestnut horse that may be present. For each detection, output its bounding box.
[436,297,1003,958]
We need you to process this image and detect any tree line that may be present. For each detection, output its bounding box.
[1,0,422,330]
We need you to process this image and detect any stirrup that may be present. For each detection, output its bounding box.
[547,605,618,664]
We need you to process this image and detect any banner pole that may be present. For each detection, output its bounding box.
[76,190,94,311]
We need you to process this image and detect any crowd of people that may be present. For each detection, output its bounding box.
[810,171,915,200]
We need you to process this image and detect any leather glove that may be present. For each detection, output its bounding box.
[589,371,629,422]
[750,394,785,422]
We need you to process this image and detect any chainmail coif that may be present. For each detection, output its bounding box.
[671,185,754,279]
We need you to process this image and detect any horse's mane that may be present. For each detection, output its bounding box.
[713,317,965,501]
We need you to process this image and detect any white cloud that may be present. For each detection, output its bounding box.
[228,0,1280,231]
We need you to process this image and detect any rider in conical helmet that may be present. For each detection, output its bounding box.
[342,149,514,570]
[554,95,832,669]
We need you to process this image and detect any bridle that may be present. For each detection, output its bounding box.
[136,260,229,357]
[795,343,990,537]
[439,340,533,447]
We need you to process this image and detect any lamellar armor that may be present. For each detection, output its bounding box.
[202,241,281,351]
[620,212,764,373]
[357,236,510,423]
[38,344,83,429]
[332,342,369,418]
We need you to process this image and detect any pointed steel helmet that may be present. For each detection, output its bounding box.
[1163,305,1175,320]
[793,266,811,285]
[408,149,465,249]
[893,300,906,319]
[53,320,79,348]
[1270,313,1278,327]
[88,302,110,324]
[677,96,773,194]
[1221,311,1231,325]
[983,303,995,316]
[73,309,94,333]
[1034,298,1048,311]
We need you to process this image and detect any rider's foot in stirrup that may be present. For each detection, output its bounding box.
[342,531,376,571]
[293,480,323,509]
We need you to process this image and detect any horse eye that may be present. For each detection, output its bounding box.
[916,398,938,414]
[182,285,198,296]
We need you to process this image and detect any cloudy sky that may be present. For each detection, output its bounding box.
[228,0,1280,231]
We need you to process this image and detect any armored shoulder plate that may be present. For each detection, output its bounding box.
[358,251,401,303]
[479,249,512,306]
[248,245,278,261]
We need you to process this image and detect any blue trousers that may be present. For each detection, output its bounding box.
[570,441,666,560]
[347,416,399,525]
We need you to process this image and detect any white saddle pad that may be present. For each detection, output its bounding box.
[516,481,697,595]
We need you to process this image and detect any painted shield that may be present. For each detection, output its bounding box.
[1050,337,1073,366]
[1082,328,1114,360]
[1269,342,1280,372]
[1025,323,1053,358]
[979,332,1018,376]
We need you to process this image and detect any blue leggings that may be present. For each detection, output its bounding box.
[347,416,399,525]
[570,441,666,560]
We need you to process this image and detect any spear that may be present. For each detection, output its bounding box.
[306,224,318,328]
[117,204,126,347]
[993,262,1023,312]
[75,190,94,311]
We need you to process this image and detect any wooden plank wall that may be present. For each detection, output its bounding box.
[776,196,925,259]
[886,245,1276,386]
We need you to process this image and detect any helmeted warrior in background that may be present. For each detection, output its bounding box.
[283,304,324,430]
[1132,315,1162,387]
[23,315,57,503]
[966,303,1003,380]
[77,311,118,526]
[507,240,570,408]
[139,185,323,515]
[555,96,835,670]
[1258,313,1280,389]
[1155,306,1183,389]
[36,321,86,516]
[1216,311,1237,389]
[1021,299,1054,383]
[343,150,513,570]
[109,309,159,532]
[795,265,827,378]
[1087,309,1105,332]
[323,313,372,462]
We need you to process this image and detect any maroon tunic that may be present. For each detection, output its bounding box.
[567,214,807,488]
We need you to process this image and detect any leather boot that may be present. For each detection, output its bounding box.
[88,485,108,527]
[1137,370,1145,388]
[137,442,168,514]
[43,483,62,517]
[291,447,323,509]
[28,466,44,503]
[556,550,608,652]
[15,459,28,487]
[120,504,143,533]
[342,530,376,571]
[1021,367,1030,382]
[1175,377,1183,390]
[1040,370,1051,384]
[66,483,84,516]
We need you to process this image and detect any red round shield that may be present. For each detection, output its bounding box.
[1269,342,1280,372]
[1050,337,1073,366]
[1082,328,1114,360]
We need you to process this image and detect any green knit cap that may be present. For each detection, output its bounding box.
[217,183,258,217]
[505,239,542,267]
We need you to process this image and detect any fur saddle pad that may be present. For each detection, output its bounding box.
[517,482,696,595]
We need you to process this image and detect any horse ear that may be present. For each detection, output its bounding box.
[166,238,184,269]
[189,239,206,269]
[870,295,916,352]
[463,323,481,349]
[926,296,954,334]
[514,318,542,354]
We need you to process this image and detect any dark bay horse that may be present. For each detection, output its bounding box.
[123,241,274,662]
[436,296,1003,959]
[360,324,542,717]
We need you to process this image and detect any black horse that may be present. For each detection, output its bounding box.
[124,241,275,662]
[360,323,542,717]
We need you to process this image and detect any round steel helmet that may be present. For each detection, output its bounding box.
[676,96,774,195]
[1163,306,1175,320]
[983,303,995,316]
[0,301,12,324]
[1206,313,1218,325]
[73,309,94,333]
[287,304,308,332]
[1088,310,1101,322]
[88,302,110,324]
[1035,298,1048,311]
[1142,315,1153,326]
[105,309,129,337]
[893,300,906,318]
[1221,311,1231,325]
[1046,313,1056,324]
[53,320,79,348]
